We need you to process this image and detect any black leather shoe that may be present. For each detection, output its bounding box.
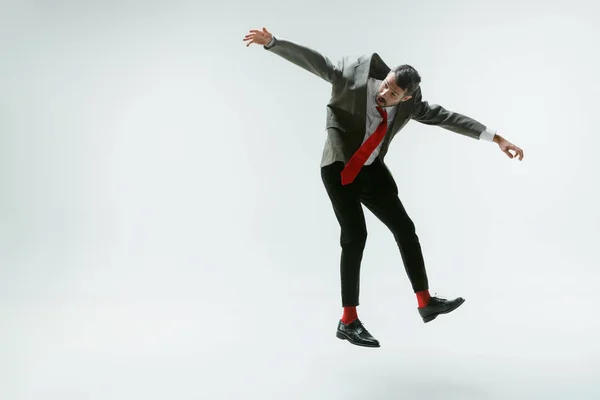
[418,296,465,323]
[336,319,380,347]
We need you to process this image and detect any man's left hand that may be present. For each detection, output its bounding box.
[494,135,524,160]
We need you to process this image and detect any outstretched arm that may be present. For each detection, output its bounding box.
[412,97,490,140]
[412,93,524,160]
[243,27,343,84]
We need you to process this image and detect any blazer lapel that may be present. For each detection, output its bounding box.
[353,53,390,87]
[349,53,391,128]
[350,53,411,156]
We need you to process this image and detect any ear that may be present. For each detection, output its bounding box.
[400,95,412,102]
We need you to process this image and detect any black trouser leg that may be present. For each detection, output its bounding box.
[321,163,367,307]
[321,159,429,307]
[358,166,429,293]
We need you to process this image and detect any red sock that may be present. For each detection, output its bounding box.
[341,306,358,324]
[416,290,431,308]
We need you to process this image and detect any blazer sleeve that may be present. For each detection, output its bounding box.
[410,89,488,140]
[263,36,343,84]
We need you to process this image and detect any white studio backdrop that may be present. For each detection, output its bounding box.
[1,0,599,399]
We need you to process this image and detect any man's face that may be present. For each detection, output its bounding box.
[376,71,413,107]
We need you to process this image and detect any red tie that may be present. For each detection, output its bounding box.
[340,106,388,185]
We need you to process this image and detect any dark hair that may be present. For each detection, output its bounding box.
[391,64,421,95]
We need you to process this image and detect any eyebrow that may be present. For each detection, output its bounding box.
[385,80,400,96]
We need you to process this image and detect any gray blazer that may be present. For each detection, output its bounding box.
[264,37,488,168]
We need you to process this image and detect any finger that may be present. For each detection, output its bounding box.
[513,147,523,160]
[244,34,260,41]
[505,149,513,158]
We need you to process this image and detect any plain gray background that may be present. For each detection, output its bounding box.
[1,0,599,399]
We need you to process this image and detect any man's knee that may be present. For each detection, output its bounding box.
[390,218,418,241]
[340,229,367,250]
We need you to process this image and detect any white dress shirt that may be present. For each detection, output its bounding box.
[363,78,398,165]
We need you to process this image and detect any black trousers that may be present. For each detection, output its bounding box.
[321,158,429,307]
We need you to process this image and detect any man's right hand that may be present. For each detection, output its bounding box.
[243,27,273,47]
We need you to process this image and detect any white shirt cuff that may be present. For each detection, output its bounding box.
[265,36,276,48]
[480,127,496,142]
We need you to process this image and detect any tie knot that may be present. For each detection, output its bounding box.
[376,106,387,119]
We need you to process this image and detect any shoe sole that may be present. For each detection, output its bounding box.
[422,298,466,323]
[336,331,380,348]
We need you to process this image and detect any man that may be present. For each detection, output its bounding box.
[243,27,524,348]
